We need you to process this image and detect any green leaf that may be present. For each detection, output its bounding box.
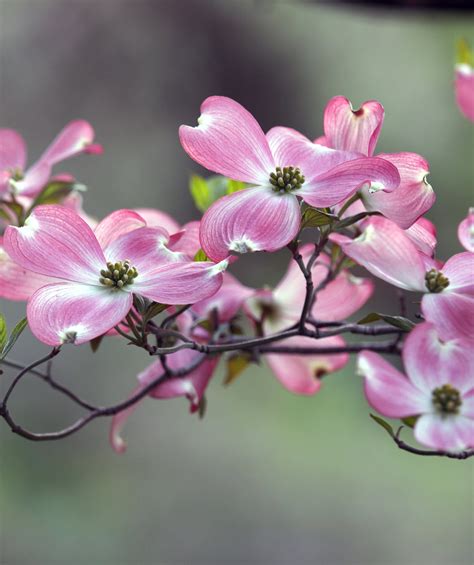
[193,248,208,262]
[357,312,415,332]
[4,201,24,225]
[189,174,230,213]
[89,335,104,353]
[457,38,473,67]
[301,206,337,229]
[226,179,246,194]
[223,353,251,386]
[31,180,75,207]
[189,175,211,213]
[401,415,419,429]
[0,314,7,351]
[369,414,395,438]
[143,302,169,326]
[0,317,28,360]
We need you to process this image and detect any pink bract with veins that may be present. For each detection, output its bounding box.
[458,208,474,252]
[359,322,474,452]
[179,96,400,261]
[4,206,228,345]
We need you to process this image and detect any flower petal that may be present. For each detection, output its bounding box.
[104,226,186,272]
[360,153,435,229]
[94,209,147,249]
[38,120,100,165]
[442,252,474,295]
[10,161,52,197]
[358,351,429,418]
[266,126,361,177]
[405,217,437,257]
[414,413,472,452]
[179,96,274,184]
[300,157,400,208]
[200,186,301,262]
[4,205,106,284]
[458,208,474,252]
[330,217,427,291]
[422,292,474,341]
[192,272,254,322]
[169,221,201,258]
[0,238,53,301]
[0,129,26,170]
[323,96,384,156]
[27,282,133,345]
[133,207,181,234]
[403,322,474,394]
[265,335,349,396]
[133,259,227,304]
[455,65,474,122]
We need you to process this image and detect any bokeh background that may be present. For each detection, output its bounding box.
[1,1,473,564]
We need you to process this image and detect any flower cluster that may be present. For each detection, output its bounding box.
[1,68,473,456]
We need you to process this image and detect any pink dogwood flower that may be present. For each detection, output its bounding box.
[109,272,253,453]
[458,208,474,252]
[179,96,400,261]
[358,322,474,452]
[455,59,474,122]
[4,206,228,345]
[316,96,435,228]
[0,121,102,198]
[331,216,474,340]
[244,245,374,395]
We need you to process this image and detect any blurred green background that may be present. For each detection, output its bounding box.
[0,1,473,564]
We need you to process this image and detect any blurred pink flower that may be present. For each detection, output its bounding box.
[455,64,474,122]
[359,322,474,452]
[458,208,474,252]
[244,244,374,395]
[179,96,400,261]
[0,121,102,197]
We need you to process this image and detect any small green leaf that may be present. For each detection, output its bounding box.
[143,302,168,325]
[369,414,395,438]
[189,175,211,213]
[457,38,473,67]
[357,312,415,332]
[226,179,246,194]
[89,335,104,353]
[193,249,208,262]
[224,353,251,386]
[301,206,337,229]
[31,180,75,207]
[0,314,7,351]
[0,317,28,360]
[401,415,419,429]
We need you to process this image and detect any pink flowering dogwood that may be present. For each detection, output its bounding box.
[245,245,374,395]
[331,216,474,340]
[458,208,474,252]
[316,96,435,228]
[4,206,229,345]
[455,63,474,122]
[0,121,102,198]
[359,322,474,452]
[179,96,400,261]
[109,272,253,453]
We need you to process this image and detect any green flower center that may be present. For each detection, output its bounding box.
[432,384,462,415]
[425,269,449,293]
[9,168,24,182]
[269,166,305,193]
[99,260,138,289]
